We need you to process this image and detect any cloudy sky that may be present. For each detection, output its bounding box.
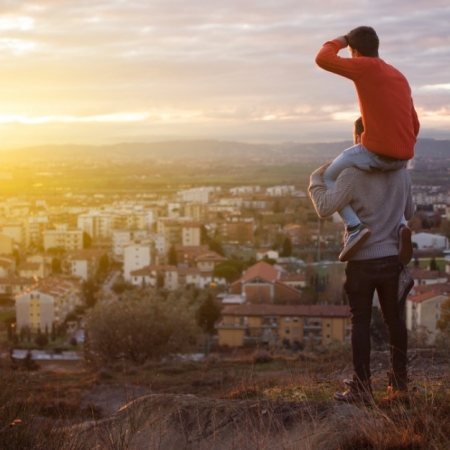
[0,0,449,149]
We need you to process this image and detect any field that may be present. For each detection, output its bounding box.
[1,346,450,449]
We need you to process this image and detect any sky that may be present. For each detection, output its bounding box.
[1,0,450,149]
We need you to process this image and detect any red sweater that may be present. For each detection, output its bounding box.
[315,39,420,159]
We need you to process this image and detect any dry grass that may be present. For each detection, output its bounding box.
[1,347,449,449]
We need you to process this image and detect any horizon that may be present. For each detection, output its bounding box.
[1,1,450,150]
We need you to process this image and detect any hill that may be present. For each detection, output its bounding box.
[2,138,449,164]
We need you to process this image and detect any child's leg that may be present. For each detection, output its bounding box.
[323,144,374,228]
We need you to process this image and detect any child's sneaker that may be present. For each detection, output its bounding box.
[339,225,371,262]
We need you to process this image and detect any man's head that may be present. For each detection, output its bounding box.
[346,26,379,57]
[353,117,364,144]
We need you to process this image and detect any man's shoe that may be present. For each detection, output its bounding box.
[379,371,409,406]
[339,225,371,262]
[334,379,373,405]
[398,225,413,265]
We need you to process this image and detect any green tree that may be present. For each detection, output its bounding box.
[208,239,225,256]
[51,258,62,274]
[168,245,178,266]
[437,298,450,333]
[83,232,92,248]
[35,328,48,348]
[196,294,221,335]
[213,259,244,284]
[96,253,110,280]
[280,236,292,257]
[85,290,200,364]
[196,294,221,356]
[82,278,100,308]
[429,257,438,271]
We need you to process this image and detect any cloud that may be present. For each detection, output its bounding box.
[0,0,449,148]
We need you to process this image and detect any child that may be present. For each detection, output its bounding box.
[315,26,419,262]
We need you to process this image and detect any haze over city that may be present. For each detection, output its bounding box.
[0,0,449,150]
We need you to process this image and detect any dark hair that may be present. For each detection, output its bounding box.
[354,117,364,136]
[346,26,379,57]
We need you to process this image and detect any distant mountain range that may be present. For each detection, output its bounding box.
[1,138,449,163]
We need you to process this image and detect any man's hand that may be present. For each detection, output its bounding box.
[336,36,348,46]
[313,162,332,177]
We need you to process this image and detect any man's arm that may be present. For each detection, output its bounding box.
[308,165,355,218]
[315,37,363,80]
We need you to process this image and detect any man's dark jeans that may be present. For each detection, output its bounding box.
[344,255,407,382]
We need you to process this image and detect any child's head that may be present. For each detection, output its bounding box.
[353,117,364,144]
[346,26,379,57]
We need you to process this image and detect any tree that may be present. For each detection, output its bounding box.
[35,328,48,348]
[168,245,178,266]
[85,290,200,364]
[82,278,100,308]
[437,298,450,333]
[280,236,292,257]
[213,260,244,284]
[196,294,221,356]
[51,258,62,274]
[96,254,110,280]
[429,257,438,271]
[83,232,92,249]
[196,294,221,335]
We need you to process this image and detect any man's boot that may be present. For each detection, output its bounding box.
[381,371,409,405]
[334,377,373,405]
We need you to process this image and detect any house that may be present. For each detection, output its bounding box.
[17,262,44,280]
[63,249,107,281]
[406,290,449,344]
[43,225,83,251]
[0,277,36,298]
[230,261,303,305]
[411,232,448,250]
[130,265,178,290]
[409,267,448,287]
[216,303,350,347]
[15,277,82,332]
[174,244,209,267]
[195,251,227,273]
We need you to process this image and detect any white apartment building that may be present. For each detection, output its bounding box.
[2,221,26,246]
[77,211,113,239]
[177,187,219,204]
[112,229,148,261]
[181,223,201,247]
[27,215,49,248]
[43,225,83,251]
[266,185,295,197]
[123,242,153,281]
[230,186,261,196]
[15,277,82,332]
[411,232,448,250]
[406,291,448,344]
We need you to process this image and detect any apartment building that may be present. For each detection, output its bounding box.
[15,277,82,332]
[406,290,449,344]
[43,225,83,251]
[217,303,350,347]
[123,242,153,281]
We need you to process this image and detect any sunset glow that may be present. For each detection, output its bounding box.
[0,1,449,149]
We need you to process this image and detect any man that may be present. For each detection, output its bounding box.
[315,26,419,262]
[308,162,414,404]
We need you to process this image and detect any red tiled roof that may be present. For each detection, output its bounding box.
[408,291,448,304]
[239,261,281,284]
